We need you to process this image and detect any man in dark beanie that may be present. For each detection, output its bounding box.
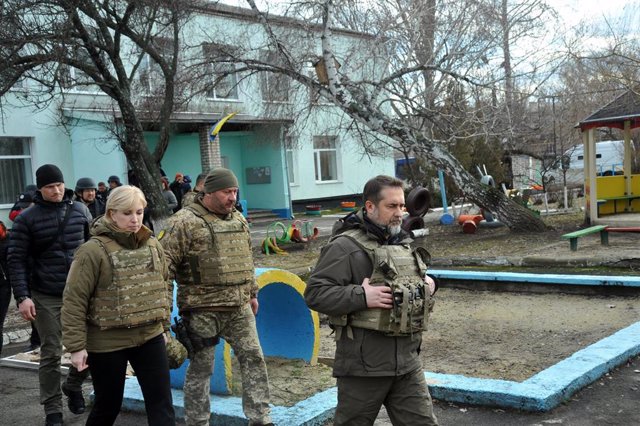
[160,168,272,425]
[8,164,92,426]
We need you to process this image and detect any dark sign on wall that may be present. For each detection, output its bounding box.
[246,166,271,184]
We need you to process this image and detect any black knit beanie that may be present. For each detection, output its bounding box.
[36,164,64,189]
[204,168,238,193]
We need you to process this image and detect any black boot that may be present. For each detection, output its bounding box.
[61,382,85,415]
[45,412,63,426]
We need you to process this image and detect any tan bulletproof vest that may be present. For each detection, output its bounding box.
[185,203,254,287]
[88,236,168,330]
[329,228,432,337]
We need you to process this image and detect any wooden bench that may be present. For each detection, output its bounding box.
[597,194,640,214]
[561,225,609,252]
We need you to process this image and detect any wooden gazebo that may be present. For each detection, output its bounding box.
[578,89,640,225]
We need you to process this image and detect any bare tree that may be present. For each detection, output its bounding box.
[237,0,553,230]
[0,0,194,220]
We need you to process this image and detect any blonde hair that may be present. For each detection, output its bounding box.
[104,185,147,224]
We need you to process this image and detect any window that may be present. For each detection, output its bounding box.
[60,48,98,92]
[286,148,297,185]
[0,137,33,207]
[202,44,238,100]
[313,136,339,182]
[139,37,174,94]
[261,50,290,102]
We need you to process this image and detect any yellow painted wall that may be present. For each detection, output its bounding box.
[596,174,640,214]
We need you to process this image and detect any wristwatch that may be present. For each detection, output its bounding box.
[15,296,30,307]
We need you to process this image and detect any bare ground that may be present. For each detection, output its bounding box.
[6,208,640,407]
[248,208,640,405]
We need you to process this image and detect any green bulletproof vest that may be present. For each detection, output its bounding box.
[185,203,254,287]
[88,235,168,330]
[329,228,433,337]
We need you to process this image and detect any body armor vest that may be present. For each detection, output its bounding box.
[185,203,254,288]
[88,235,168,330]
[329,228,433,337]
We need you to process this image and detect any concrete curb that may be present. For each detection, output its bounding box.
[119,270,640,423]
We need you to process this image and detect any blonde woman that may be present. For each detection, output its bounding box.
[62,185,175,425]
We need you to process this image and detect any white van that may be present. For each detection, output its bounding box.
[556,140,628,188]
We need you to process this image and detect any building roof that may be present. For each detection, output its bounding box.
[578,89,640,131]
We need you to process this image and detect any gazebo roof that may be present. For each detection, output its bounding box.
[579,89,640,131]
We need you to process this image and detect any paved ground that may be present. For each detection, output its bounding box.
[2,338,640,425]
[4,207,640,425]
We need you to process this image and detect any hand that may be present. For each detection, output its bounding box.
[70,350,89,372]
[250,297,259,315]
[362,278,393,309]
[18,299,36,322]
[163,331,170,344]
[424,275,436,296]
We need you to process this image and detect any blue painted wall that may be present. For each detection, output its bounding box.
[146,132,202,180]
[220,130,288,214]
[69,118,127,187]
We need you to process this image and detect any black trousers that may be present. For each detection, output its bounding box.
[86,334,175,426]
[0,283,10,356]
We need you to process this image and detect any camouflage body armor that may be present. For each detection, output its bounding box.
[329,228,433,337]
[88,236,168,330]
[180,203,254,307]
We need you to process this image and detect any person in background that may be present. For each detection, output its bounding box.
[9,185,37,222]
[0,221,10,357]
[8,164,92,426]
[62,185,175,426]
[107,175,122,198]
[169,173,185,212]
[161,177,178,212]
[8,187,41,352]
[96,182,108,203]
[160,168,272,426]
[305,175,439,426]
[181,173,207,208]
[182,175,192,195]
[74,178,106,219]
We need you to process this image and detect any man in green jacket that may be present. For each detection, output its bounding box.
[305,175,439,425]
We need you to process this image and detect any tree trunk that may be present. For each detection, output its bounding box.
[119,102,171,221]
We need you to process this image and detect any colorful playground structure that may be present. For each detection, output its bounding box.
[261,220,320,255]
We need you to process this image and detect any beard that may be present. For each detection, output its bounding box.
[387,223,402,236]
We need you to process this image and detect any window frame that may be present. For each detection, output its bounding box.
[0,137,33,208]
[313,136,340,183]
[202,43,240,101]
[260,50,290,103]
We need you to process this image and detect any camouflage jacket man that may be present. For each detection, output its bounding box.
[160,194,258,313]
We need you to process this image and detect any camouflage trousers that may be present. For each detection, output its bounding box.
[183,304,271,426]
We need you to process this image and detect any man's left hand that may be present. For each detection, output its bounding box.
[250,297,259,315]
[424,275,436,296]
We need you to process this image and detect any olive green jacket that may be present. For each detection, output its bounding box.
[304,211,425,377]
[62,218,169,353]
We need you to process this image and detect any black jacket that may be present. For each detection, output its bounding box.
[0,232,8,289]
[8,189,91,298]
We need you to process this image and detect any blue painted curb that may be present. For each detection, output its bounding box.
[122,270,640,422]
[429,269,640,287]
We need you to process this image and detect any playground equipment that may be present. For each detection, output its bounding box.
[169,268,320,394]
[402,186,430,233]
[261,220,319,255]
[438,170,455,225]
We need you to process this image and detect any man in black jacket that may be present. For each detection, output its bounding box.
[8,164,92,426]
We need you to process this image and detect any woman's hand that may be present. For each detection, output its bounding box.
[70,350,89,372]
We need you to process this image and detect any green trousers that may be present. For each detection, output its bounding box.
[33,290,89,415]
[335,369,439,426]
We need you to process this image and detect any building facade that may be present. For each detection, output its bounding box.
[0,4,394,224]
